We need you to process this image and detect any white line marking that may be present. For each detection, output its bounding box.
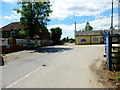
[7,66,44,88]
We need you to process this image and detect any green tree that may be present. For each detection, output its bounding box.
[82,28,85,31]
[62,37,67,42]
[66,36,69,42]
[50,27,62,41]
[85,22,93,31]
[15,1,52,38]
[69,38,75,43]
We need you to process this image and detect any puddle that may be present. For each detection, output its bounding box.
[42,64,46,67]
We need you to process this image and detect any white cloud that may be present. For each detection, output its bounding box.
[13,11,21,16]
[2,15,20,19]
[48,24,75,39]
[50,0,118,20]
[3,16,13,19]
[1,11,21,20]
[48,14,118,38]
[1,0,19,2]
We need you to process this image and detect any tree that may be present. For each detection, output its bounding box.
[15,1,52,38]
[50,27,62,41]
[66,36,69,42]
[117,0,120,1]
[62,37,67,42]
[82,28,85,31]
[85,22,93,31]
[68,38,74,43]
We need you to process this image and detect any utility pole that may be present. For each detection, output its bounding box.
[74,22,76,44]
[118,0,120,29]
[110,0,114,34]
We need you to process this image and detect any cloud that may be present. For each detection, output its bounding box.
[13,11,21,16]
[1,0,19,2]
[50,0,118,20]
[48,14,118,38]
[48,24,75,39]
[1,11,21,20]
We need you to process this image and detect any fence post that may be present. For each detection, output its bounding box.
[106,32,112,70]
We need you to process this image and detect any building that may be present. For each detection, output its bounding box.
[75,30,120,45]
[0,22,24,39]
[0,22,50,40]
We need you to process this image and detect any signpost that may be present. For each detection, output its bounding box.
[106,32,112,70]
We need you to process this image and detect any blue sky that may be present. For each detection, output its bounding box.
[0,0,119,38]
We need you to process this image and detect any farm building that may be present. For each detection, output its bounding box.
[75,30,120,45]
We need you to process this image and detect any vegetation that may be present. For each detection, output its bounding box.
[116,76,120,81]
[84,22,93,31]
[18,30,26,35]
[62,36,75,43]
[50,27,62,42]
[15,1,52,39]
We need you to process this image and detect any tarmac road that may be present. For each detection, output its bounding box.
[2,44,105,88]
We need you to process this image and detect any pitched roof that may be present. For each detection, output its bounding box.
[0,22,24,31]
[75,30,120,36]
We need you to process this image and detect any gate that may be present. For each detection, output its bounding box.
[105,32,120,71]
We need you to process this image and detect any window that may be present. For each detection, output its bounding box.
[10,31,15,36]
[9,27,15,36]
[93,38,98,42]
[5,32,8,36]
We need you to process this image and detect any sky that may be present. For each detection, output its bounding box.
[0,0,119,39]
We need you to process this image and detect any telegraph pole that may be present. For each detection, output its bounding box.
[110,0,114,34]
[118,0,120,29]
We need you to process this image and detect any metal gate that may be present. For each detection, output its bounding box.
[106,32,120,71]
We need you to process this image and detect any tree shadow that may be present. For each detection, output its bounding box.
[34,47,73,53]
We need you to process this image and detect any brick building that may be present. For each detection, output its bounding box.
[0,22,50,40]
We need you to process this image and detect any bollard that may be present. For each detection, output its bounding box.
[0,56,4,66]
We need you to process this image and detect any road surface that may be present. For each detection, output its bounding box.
[2,44,105,88]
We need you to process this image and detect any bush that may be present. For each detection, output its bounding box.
[69,40,74,43]
[116,76,120,81]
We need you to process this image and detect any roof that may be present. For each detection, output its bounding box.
[75,30,120,36]
[0,22,24,31]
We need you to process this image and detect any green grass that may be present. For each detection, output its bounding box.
[0,54,6,56]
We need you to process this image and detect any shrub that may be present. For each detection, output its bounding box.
[69,40,74,43]
[116,76,120,81]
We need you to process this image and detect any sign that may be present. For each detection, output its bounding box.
[27,40,35,44]
[37,40,41,46]
[81,38,86,42]
[6,45,10,48]
[0,38,8,46]
[16,39,27,45]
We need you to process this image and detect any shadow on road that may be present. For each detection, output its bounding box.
[34,47,73,53]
